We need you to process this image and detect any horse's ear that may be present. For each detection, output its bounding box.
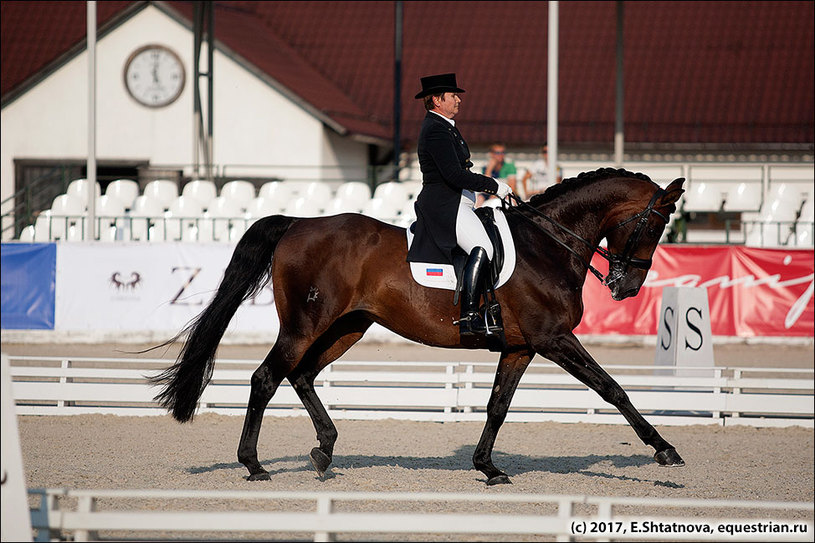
[661,178,685,204]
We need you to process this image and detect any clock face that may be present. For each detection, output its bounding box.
[124,45,185,108]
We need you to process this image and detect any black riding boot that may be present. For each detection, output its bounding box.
[459,247,489,336]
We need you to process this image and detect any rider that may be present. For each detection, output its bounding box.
[406,73,513,336]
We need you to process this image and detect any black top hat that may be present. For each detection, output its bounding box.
[414,73,466,99]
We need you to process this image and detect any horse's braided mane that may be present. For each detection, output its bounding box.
[523,167,653,208]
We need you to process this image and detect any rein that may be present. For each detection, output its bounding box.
[503,188,669,285]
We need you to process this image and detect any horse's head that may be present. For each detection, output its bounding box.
[601,177,685,300]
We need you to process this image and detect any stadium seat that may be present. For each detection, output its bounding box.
[49,194,86,241]
[203,196,245,242]
[129,195,167,241]
[259,181,294,201]
[34,212,54,242]
[333,181,372,209]
[18,225,35,242]
[682,182,727,212]
[105,179,140,209]
[182,179,218,208]
[246,196,285,218]
[220,180,256,209]
[299,181,333,209]
[362,197,401,224]
[373,181,409,204]
[142,180,179,210]
[283,196,323,217]
[166,196,206,241]
[66,178,102,206]
[723,182,763,212]
[94,195,127,241]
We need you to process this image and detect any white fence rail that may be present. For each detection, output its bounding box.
[28,488,814,542]
[7,355,813,427]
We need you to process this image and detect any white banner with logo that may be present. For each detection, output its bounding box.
[55,242,277,334]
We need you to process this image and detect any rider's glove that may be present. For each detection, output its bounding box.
[495,181,513,199]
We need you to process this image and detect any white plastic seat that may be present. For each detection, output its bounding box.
[362,197,401,224]
[284,196,324,218]
[94,195,127,241]
[166,196,206,241]
[34,211,55,242]
[258,181,294,201]
[793,223,813,247]
[279,180,313,199]
[18,225,36,242]
[49,194,86,241]
[246,196,285,218]
[683,182,727,212]
[142,180,179,210]
[182,180,218,208]
[299,181,333,209]
[220,180,256,209]
[203,196,245,242]
[325,197,365,215]
[105,179,140,209]
[66,178,102,206]
[129,195,167,241]
[334,181,372,208]
[373,181,409,204]
[723,182,763,212]
[397,198,417,227]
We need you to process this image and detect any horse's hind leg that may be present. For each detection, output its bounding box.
[541,333,684,466]
[237,336,306,481]
[473,348,535,485]
[289,316,372,477]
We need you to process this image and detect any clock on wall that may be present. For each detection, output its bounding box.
[124,44,185,108]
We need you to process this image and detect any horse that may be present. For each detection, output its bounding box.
[149,167,686,485]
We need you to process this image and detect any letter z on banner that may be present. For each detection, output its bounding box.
[55,243,278,333]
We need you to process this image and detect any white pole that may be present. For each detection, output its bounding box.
[547,1,559,185]
[86,1,97,241]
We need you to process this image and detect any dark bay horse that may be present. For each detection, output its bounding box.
[150,168,686,485]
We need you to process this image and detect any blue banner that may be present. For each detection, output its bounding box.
[1,243,56,329]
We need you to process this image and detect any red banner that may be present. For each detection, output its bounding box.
[575,246,814,338]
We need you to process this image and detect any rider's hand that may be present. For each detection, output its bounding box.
[495,181,513,199]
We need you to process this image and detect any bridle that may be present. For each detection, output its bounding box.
[504,188,670,286]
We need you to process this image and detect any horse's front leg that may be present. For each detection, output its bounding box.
[473,348,535,485]
[541,333,684,466]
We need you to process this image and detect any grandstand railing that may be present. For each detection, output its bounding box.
[8,356,813,427]
[28,488,814,542]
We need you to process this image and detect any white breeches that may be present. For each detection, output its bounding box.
[455,191,494,260]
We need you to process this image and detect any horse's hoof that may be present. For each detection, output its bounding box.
[247,471,270,481]
[487,474,512,486]
[309,447,332,477]
[654,448,685,466]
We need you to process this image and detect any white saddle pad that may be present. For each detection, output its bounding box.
[406,208,517,291]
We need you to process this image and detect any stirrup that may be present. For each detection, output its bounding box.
[457,311,486,336]
[484,300,504,335]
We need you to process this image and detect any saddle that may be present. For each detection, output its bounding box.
[406,207,515,353]
[405,207,516,292]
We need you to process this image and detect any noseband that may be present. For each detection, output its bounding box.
[506,188,669,286]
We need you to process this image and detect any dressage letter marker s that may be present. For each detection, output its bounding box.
[654,287,715,376]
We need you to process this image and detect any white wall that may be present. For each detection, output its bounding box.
[1,4,371,238]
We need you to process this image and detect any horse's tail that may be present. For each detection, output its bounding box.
[148,215,297,423]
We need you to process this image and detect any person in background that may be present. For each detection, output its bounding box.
[520,144,561,197]
[478,143,518,206]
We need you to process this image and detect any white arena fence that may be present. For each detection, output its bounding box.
[7,355,813,427]
[27,488,814,542]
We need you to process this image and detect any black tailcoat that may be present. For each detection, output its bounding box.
[406,112,499,264]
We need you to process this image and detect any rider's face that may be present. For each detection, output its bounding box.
[435,92,461,119]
